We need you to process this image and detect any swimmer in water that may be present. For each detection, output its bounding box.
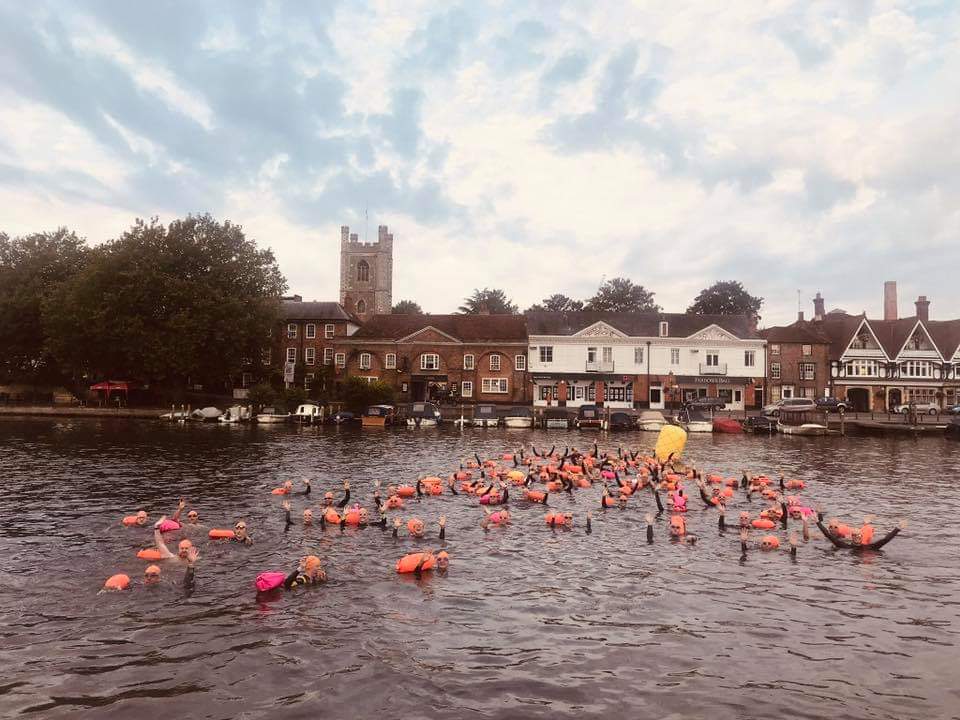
[284,555,327,588]
[232,520,254,545]
[815,511,904,551]
[281,499,313,528]
[152,520,201,563]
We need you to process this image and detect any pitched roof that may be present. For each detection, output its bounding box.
[817,312,867,358]
[926,319,960,359]
[759,320,831,344]
[350,314,528,342]
[814,312,960,360]
[281,300,355,321]
[868,317,923,358]
[524,311,760,339]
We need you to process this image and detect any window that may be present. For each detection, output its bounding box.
[304,373,314,390]
[587,347,597,363]
[461,381,473,398]
[261,348,272,366]
[463,354,475,370]
[670,348,680,365]
[587,385,596,401]
[356,299,366,315]
[744,350,755,367]
[335,352,345,368]
[515,355,526,371]
[305,347,316,365]
[771,362,781,380]
[771,386,782,402]
[770,343,780,355]
[482,378,509,394]
[900,360,933,378]
[634,346,644,364]
[286,347,297,363]
[241,372,253,388]
[357,260,369,282]
[539,346,553,363]
[706,352,720,366]
[799,344,811,356]
[799,362,815,380]
[305,323,316,339]
[325,323,335,339]
[800,386,815,398]
[602,347,613,363]
[324,348,334,365]
[489,354,501,371]
[540,385,557,401]
[844,359,878,377]
[359,353,371,370]
[385,353,396,369]
[659,321,669,337]
[575,385,584,400]
[287,323,297,338]
[421,353,440,371]
[782,385,794,399]
[606,384,626,402]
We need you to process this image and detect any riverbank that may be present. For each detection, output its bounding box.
[0,405,163,419]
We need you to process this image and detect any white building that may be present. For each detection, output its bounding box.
[526,312,766,411]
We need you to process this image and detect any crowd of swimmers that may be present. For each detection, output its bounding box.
[103,442,905,595]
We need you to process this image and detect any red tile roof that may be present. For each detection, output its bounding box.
[350,314,528,342]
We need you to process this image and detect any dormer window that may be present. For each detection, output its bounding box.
[659,321,669,337]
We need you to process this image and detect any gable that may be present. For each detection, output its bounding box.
[574,321,629,339]
[895,321,942,359]
[841,319,887,357]
[397,326,462,344]
[687,324,740,342]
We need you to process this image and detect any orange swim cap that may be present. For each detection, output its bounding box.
[303,555,322,573]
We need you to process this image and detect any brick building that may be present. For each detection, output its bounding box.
[759,298,832,403]
[333,314,529,405]
[262,297,360,393]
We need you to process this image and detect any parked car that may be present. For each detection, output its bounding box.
[684,396,726,411]
[814,397,849,413]
[761,398,816,417]
[893,402,940,415]
[948,404,960,415]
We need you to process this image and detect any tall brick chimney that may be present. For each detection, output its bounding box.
[915,295,930,322]
[813,292,825,321]
[883,281,897,321]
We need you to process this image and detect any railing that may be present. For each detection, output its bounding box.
[585,360,615,372]
[699,363,727,375]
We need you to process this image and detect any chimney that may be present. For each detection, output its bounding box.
[797,310,805,322]
[813,292,825,321]
[915,295,930,322]
[883,281,898,321]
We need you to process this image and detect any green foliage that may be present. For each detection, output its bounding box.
[247,383,276,409]
[526,293,584,313]
[0,228,88,382]
[42,214,287,387]
[339,377,396,413]
[392,299,423,314]
[278,386,307,412]
[585,278,660,313]
[458,288,518,315]
[687,281,763,322]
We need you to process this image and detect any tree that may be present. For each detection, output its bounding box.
[392,299,423,314]
[585,278,660,313]
[0,228,88,382]
[339,377,395,413]
[687,281,763,322]
[43,214,287,389]
[458,288,518,315]
[526,293,584,313]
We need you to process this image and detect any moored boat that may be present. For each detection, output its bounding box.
[679,408,713,433]
[638,410,666,432]
[777,408,829,436]
[406,402,442,427]
[256,407,290,424]
[362,404,395,427]
[470,404,500,428]
[219,405,251,423]
[608,411,635,431]
[712,417,743,434]
[293,403,323,424]
[542,408,571,429]
[503,406,533,428]
[576,404,603,430]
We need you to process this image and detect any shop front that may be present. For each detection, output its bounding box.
[672,375,754,411]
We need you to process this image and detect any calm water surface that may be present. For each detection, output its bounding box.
[1,418,959,720]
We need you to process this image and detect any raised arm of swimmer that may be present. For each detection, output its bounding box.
[336,481,351,508]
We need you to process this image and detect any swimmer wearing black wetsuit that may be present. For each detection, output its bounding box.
[815,512,902,551]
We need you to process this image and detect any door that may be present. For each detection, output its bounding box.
[411,381,426,402]
[649,387,664,409]
[732,388,744,411]
[847,387,869,412]
[888,388,902,409]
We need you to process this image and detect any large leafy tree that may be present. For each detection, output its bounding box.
[392,299,423,314]
[526,293,584,313]
[0,228,88,382]
[687,281,763,322]
[43,215,287,389]
[458,287,518,315]
[585,278,660,313]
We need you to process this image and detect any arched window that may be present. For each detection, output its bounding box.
[357,260,370,282]
[356,299,366,315]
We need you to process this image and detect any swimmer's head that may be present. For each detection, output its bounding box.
[302,508,313,525]
[358,508,369,524]
[135,510,148,526]
[323,492,334,505]
[303,555,322,578]
[234,520,247,538]
[144,564,161,583]
[850,529,863,545]
[563,512,574,525]
[186,510,199,524]
[177,539,193,559]
[437,551,450,570]
[827,518,840,534]
[499,510,511,523]
[283,480,293,492]
[407,518,424,537]
[739,512,750,526]
[760,535,780,551]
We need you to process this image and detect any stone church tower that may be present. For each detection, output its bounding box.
[339,224,393,322]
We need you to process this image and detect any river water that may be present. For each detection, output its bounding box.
[1,418,958,720]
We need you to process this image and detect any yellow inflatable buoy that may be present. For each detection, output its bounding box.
[655,425,687,462]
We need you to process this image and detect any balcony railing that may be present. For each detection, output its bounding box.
[699,363,727,375]
[585,360,615,372]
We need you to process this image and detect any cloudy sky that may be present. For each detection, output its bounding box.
[1,1,957,326]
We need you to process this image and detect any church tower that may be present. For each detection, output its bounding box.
[339,224,393,322]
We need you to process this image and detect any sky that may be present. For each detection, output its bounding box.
[1,0,958,327]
